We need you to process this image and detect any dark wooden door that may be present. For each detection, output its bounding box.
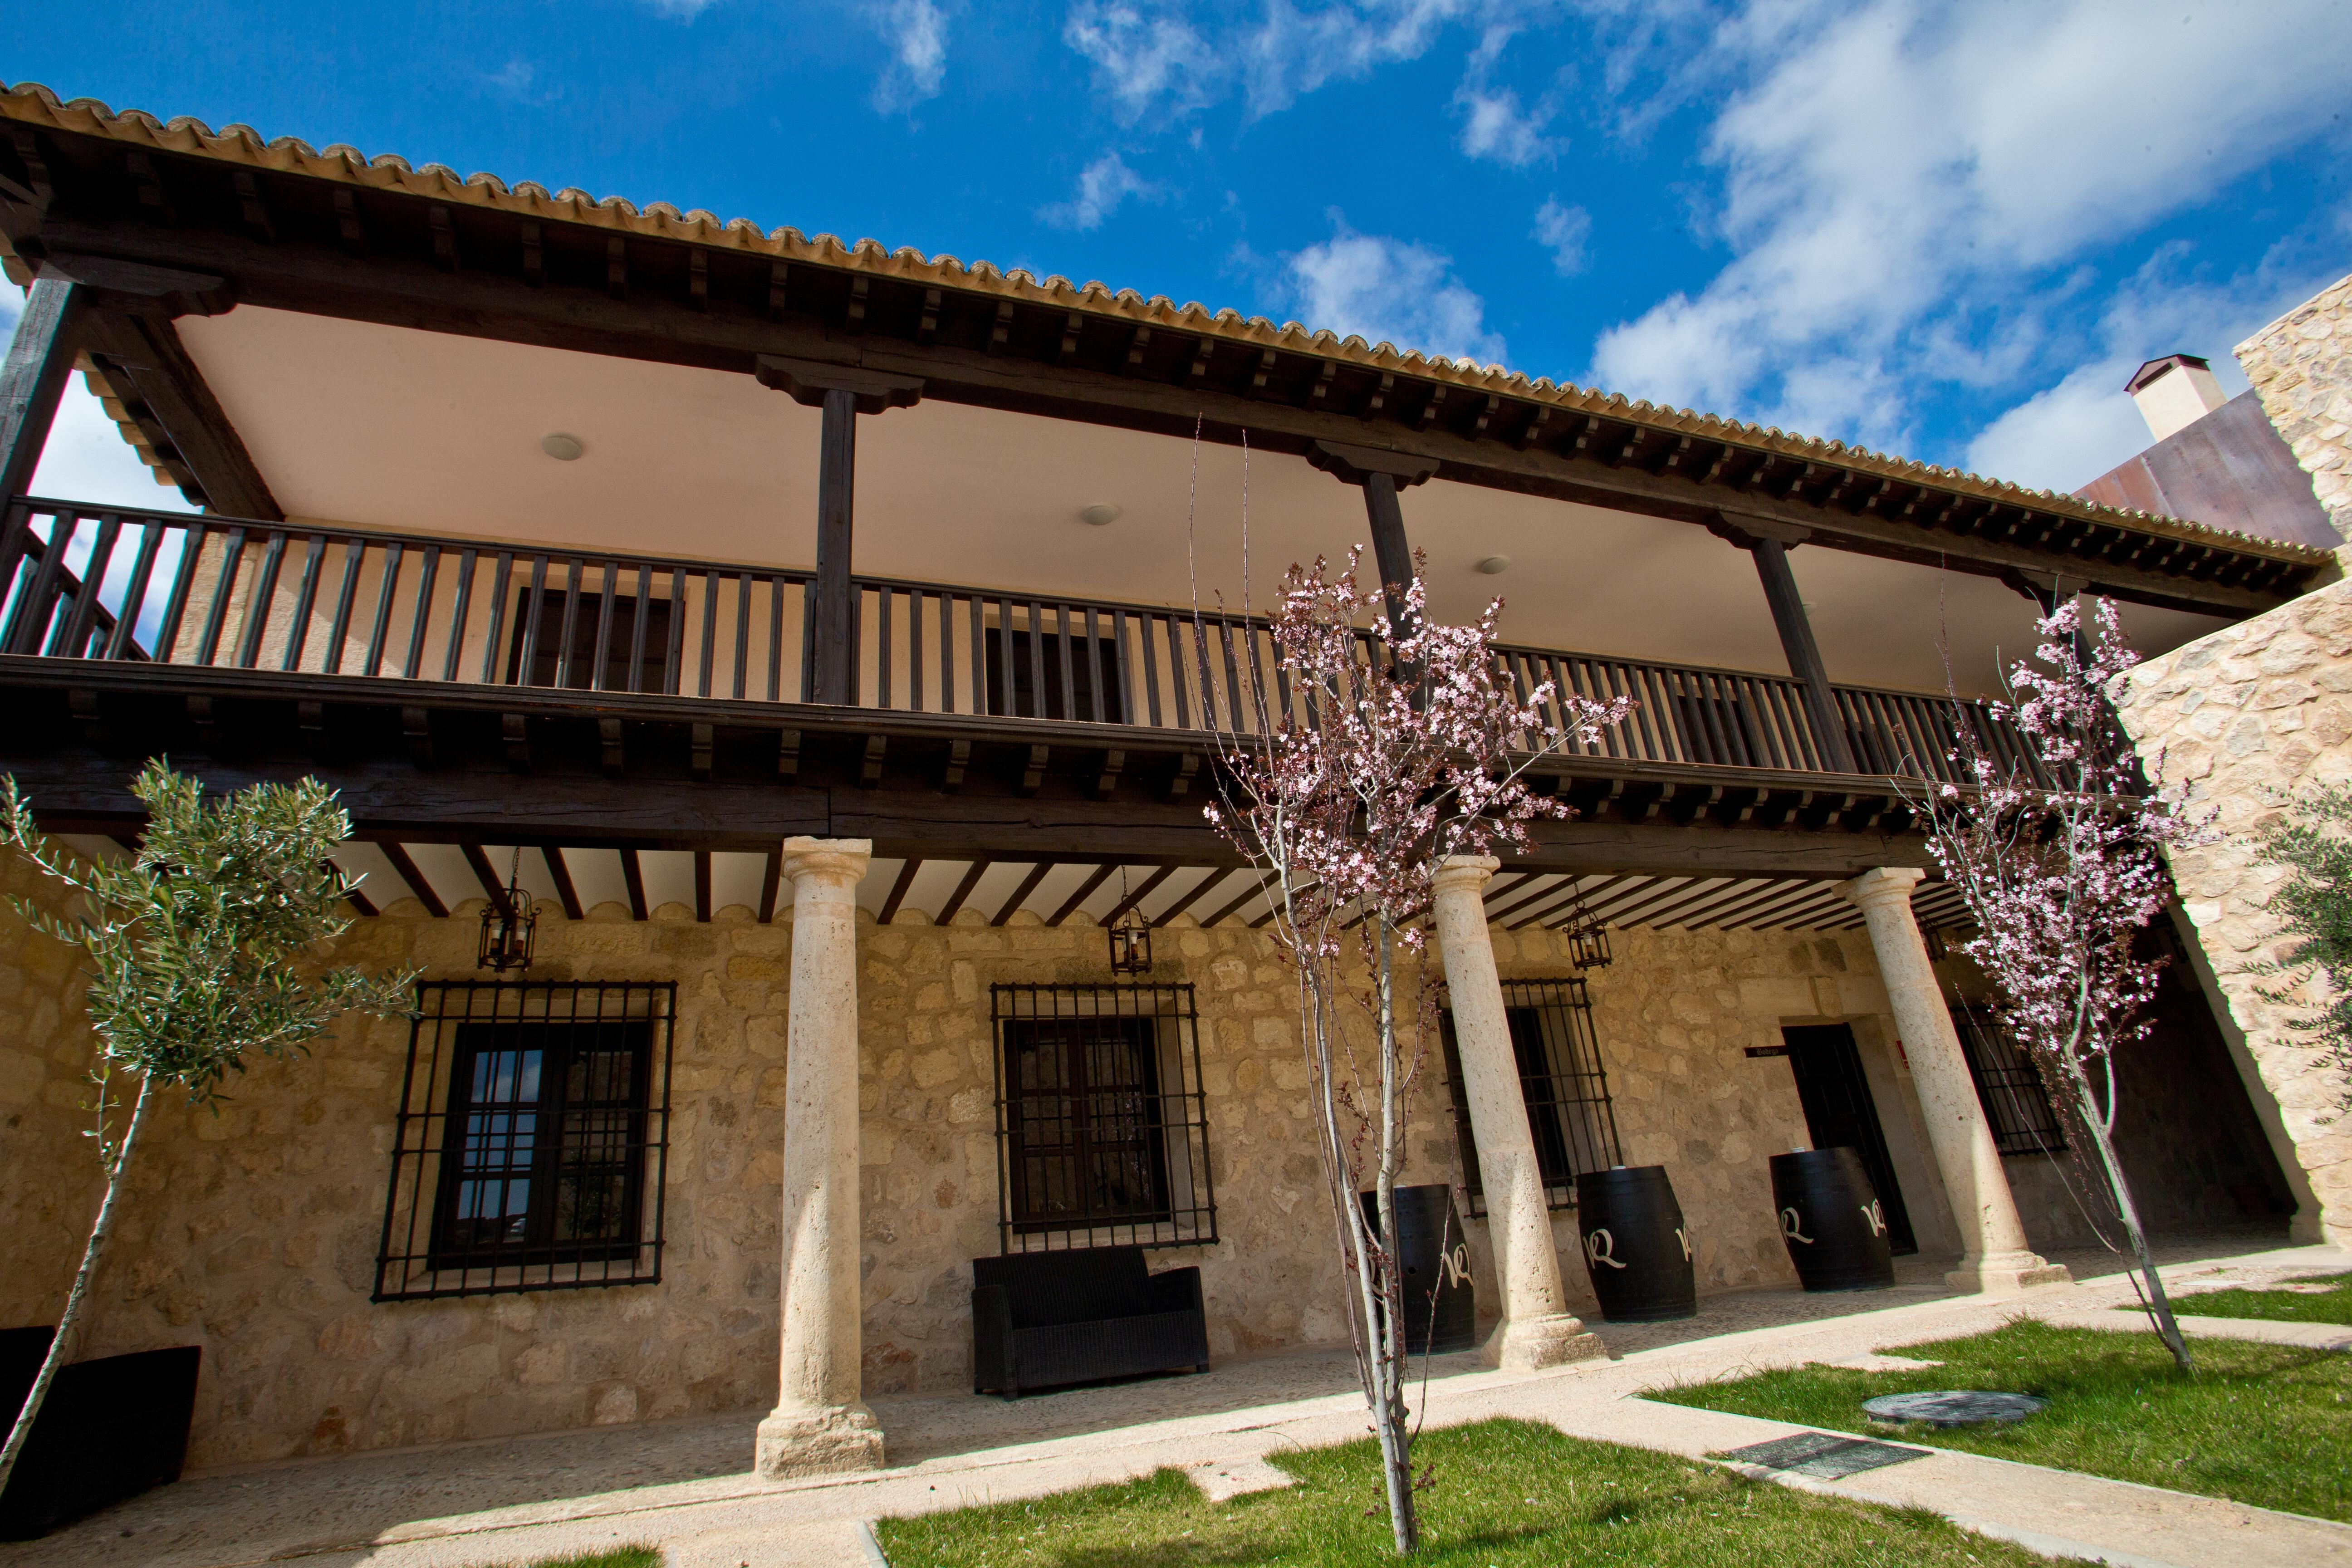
[1780,1024,1916,1254]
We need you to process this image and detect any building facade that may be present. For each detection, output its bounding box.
[0,85,2326,1476]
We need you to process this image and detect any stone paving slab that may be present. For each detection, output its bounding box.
[6,1241,2346,1567]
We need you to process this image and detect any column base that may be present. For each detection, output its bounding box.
[1944,1252,2073,1294]
[755,1403,885,1479]
[1480,1313,1607,1372]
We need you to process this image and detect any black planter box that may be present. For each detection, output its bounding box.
[0,1326,201,1539]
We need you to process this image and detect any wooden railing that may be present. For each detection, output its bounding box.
[0,498,2049,787]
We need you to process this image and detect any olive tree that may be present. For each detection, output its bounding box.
[0,761,413,1492]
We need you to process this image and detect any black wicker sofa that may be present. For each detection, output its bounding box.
[971,1246,1210,1398]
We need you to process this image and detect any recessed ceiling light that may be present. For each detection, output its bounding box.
[1079,503,1122,527]
[541,433,585,461]
[1475,555,1510,574]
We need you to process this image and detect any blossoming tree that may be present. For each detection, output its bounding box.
[1911,599,2203,1372]
[1205,551,1628,1553]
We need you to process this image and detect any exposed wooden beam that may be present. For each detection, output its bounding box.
[876,857,921,924]
[377,840,446,917]
[936,858,992,922]
[0,276,86,506]
[343,880,377,917]
[1197,876,1268,929]
[1478,871,1536,907]
[545,844,584,920]
[1154,866,1228,926]
[74,309,281,519]
[1101,864,1176,926]
[1047,863,1116,926]
[460,841,510,913]
[990,861,1053,926]
[757,847,782,922]
[621,847,648,921]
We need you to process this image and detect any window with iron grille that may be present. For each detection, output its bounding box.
[374,981,675,1301]
[991,984,1215,1252]
[1949,1002,2068,1156]
[1439,979,1623,1216]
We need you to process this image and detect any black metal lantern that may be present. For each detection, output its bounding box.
[1558,881,1613,971]
[1106,866,1153,973]
[477,848,538,972]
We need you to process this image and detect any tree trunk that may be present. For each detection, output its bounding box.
[2062,1059,2193,1372]
[0,1072,155,1493]
[1371,922,1418,1553]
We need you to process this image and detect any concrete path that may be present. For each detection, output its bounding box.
[8,1241,2346,1568]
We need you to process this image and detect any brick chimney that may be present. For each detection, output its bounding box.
[2127,353,2228,442]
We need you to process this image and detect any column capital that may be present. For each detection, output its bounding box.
[1432,855,1500,898]
[779,837,872,890]
[1839,865,1925,912]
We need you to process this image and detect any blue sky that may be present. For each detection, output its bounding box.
[9,0,2352,506]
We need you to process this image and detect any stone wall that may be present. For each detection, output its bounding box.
[2237,270,2352,547]
[0,861,1905,1468]
[2115,575,2352,1244]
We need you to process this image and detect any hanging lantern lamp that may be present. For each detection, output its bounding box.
[477,847,539,973]
[1106,866,1153,974]
[1559,880,1613,971]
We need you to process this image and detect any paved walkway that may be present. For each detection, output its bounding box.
[10,1239,2347,1568]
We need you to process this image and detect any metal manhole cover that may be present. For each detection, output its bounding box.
[1862,1390,2047,1427]
[1720,1431,1928,1479]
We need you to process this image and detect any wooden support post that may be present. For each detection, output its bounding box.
[1306,440,1438,647]
[1715,517,1858,774]
[754,355,923,707]
[813,385,857,704]
[0,277,85,505]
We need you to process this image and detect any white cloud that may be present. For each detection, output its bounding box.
[867,0,951,112]
[1041,152,1156,230]
[1064,2,1220,123]
[1283,216,1506,365]
[1455,83,1554,165]
[1964,361,2156,495]
[1587,0,2352,442]
[1532,197,1588,274]
[29,378,198,514]
[642,0,721,18]
[1245,0,1473,116]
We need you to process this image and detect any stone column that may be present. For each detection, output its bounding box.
[1839,867,2071,1293]
[754,836,884,1478]
[1431,855,1604,1369]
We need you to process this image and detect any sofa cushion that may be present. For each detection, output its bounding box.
[972,1246,1153,1329]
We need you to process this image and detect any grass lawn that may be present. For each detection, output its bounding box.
[2143,1272,2352,1325]
[1651,1319,2352,1522]
[874,1418,2049,1567]
[519,1551,659,1568]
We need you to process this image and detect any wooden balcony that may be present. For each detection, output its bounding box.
[0,496,2049,794]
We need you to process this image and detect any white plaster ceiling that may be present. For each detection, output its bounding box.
[179,308,2233,699]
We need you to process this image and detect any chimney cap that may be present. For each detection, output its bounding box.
[2125,353,2213,396]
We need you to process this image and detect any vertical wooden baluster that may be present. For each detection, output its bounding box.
[987,596,1009,716]
[324,538,367,676]
[729,571,751,701]
[799,578,816,702]
[0,502,36,627]
[1050,602,1076,722]
[898,588,917,710]
[1218,617,1246,733]
[437,548,476,684]
[1112,608,1136,726]
[876,583,893,710]
[768,575,785,702]
[1082,605,1105,724]
[1269,623,1292,726]
[625,563,655,694]
[477,551,516,684]
[665,568,687,696]
[56,513,122,658]
[1139,611,1164,727]
[550,558,583,688]
[150,521,210,665]
[696,568,719,699]
[1020,598,1045,719]
[402,545,443,679]
[5,510,75,655]
[588,559,618,692]
[103,518,167,662]
[358,541,407,677]
[513,554,550,685]
[870,580,888,708]
[194,526,252,667]
[279,532,327,672]
[940,589,956,714]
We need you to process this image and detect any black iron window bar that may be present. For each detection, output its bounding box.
[374,980,676,1302]
[1438,978,1624,1217]
[990,983,1217,1254]
[1949,1001,2068,1156]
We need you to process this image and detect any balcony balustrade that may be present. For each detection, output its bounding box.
[0,497,2051,789]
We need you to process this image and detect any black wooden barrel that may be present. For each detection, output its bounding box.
[1573,1166,1697,1322]
[1359,1185,1476,1354]
[1769,1148,1896,1292]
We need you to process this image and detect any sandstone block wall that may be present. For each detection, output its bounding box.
[2116,575,2352,1243]
[2237,270,2352,546]
[1,856,1905,1468]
